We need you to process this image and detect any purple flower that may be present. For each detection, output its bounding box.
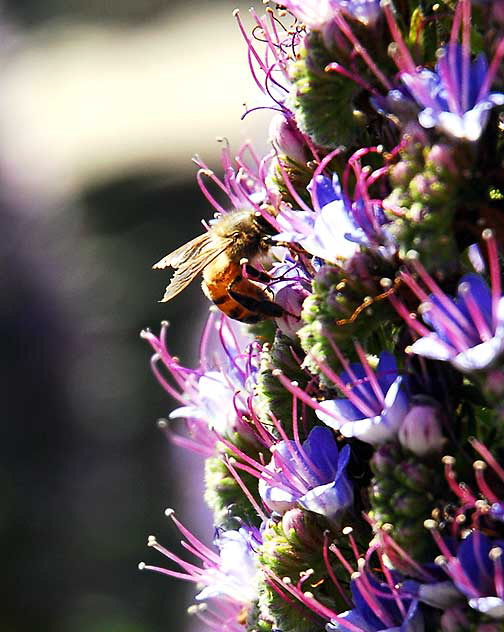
[275,173,373,263]
[327,567,424,632]
[441,531,504,620]
[316,352,410,445]
[195,527,259,603]
[268,257,312,337]
[258,426,354,522]
[140,512,260,632]
[408,273,504,373]
[142,314,261,446]
[400,44,504,141]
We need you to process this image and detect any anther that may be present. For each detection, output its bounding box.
[434,555,447,566]
[490,547,503,561]
[405,249,420,261]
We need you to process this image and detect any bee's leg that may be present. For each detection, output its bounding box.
[227,287,284,318]
[242,263,271,284]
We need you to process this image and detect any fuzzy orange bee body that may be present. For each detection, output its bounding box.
[153,209,283,323]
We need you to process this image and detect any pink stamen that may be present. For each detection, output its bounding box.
[311,354,377,419]
[310,147,345,213]
[194,167,228,215]
[345,529,363,565]
[250,9,290,81]
[148,541,206,579]
[461,285,492,341]
[150,357,187,404]
[477,37,504,102]
[267,412,324,487]
[399,273,474,352]
[262,567,364,632]
[319,335,380,414]
[234,10,269,76]
[443,457,477,504]
[470,438,504,482]
[325,61,379,96]
[274,370,345,419]
[198,315,219,372]
[333,11,392,91]
[405,262,475,335]
[273,144,313,212]
[165,428,214,457]
[223,456,268,522]
[387,292,439,340]
[370,521,434,580]
[377,551,407,618]
[429,525,458,561]
[382,1,417,76]
[474,462,499,504]
[355,341,386,407]
[248,403,275,447]
[329,542,356,576]
[484,230,502,328]
[169,512,220,564]
[323,532,352,606]
[140,562,200,583]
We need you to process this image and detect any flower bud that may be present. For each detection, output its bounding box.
[398,401,445,456]
[274,282,309,338]
[268,114,307,165]
[281,508,318,549]
[426,144,457,175]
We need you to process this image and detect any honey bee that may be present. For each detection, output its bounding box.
[153,209,284,323]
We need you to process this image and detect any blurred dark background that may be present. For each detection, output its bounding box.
[0,1,267,631]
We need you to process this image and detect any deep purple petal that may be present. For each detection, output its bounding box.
[456,532,495,596]
[376,351,399,393]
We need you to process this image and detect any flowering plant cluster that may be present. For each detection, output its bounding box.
[140,1,504,630]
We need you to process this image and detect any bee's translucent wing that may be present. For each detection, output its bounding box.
[153,232,229,302]
[153,232,210,270]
